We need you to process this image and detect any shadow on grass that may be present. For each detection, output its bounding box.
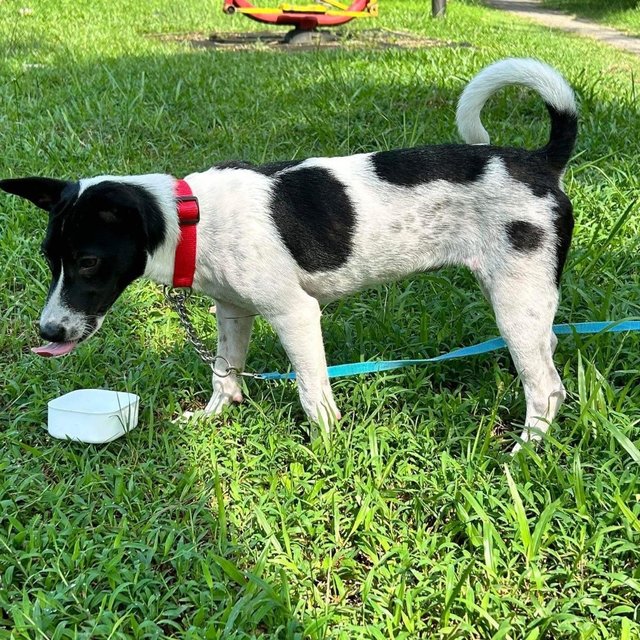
[539,0,639,22]
[150,26,473,52]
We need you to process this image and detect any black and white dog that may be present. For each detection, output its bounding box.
[1,58,577,451]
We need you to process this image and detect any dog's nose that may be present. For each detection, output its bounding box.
[40,322,67,343]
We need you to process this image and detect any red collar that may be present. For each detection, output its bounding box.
[173,179,200,288]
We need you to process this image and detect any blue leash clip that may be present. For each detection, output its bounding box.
[255,320,640,381]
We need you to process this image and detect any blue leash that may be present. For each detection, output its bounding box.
[254,320,640,381]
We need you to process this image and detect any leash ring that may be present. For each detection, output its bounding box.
[211,355,234,378]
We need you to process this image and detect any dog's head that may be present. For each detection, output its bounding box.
[0,177,166,356]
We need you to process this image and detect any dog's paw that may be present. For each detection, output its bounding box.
[172,409,209,424]
[511,429,542,455]
[307,403,341,442]
[204,380,243,415]
[305,396,341,431]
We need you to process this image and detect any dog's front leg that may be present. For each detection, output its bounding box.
[267,295,340,430]
[204,300,254,415]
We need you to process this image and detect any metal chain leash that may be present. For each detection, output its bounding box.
[164,287,259,378]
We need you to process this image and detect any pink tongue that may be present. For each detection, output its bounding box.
[31,341,78,357]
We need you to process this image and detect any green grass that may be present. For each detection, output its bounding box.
[1,0,640,637]
[540,0,640,36]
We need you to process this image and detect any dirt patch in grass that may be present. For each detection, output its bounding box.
[150,28,472,52]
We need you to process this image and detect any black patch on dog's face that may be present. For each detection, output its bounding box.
[552,194,574,286]
[505,220,545,252]
[269,166,355,272]
[40,181,80,295]
[41,181,165,321]
[372,145,489,187]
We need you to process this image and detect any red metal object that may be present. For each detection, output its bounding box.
[223,0,372,30]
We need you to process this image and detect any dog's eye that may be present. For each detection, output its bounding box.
[78,256,100,274]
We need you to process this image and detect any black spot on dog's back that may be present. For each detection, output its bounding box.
[214,160,256,171]
[270,166,354,272]
[371,144,564,199]
[500,154,557,198]
[214,159,303,176]
[506,220,545,252]
[372,145,489,187]
[256,160,303,176]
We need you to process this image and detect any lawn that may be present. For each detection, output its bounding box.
[541,0,640,36]
[1,0,640,638]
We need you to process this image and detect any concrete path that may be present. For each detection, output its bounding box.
[483,0,640,56]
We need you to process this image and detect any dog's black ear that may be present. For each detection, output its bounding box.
[0,177,72,212]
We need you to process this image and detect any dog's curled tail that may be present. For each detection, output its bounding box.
[456,58,577,172]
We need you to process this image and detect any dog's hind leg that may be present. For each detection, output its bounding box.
[204,300,254,415]
[481,266,566,453]
[265,293,340,431]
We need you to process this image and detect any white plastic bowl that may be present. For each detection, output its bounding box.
[47,389,140,443]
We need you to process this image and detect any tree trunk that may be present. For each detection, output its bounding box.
[432,0,446,17]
